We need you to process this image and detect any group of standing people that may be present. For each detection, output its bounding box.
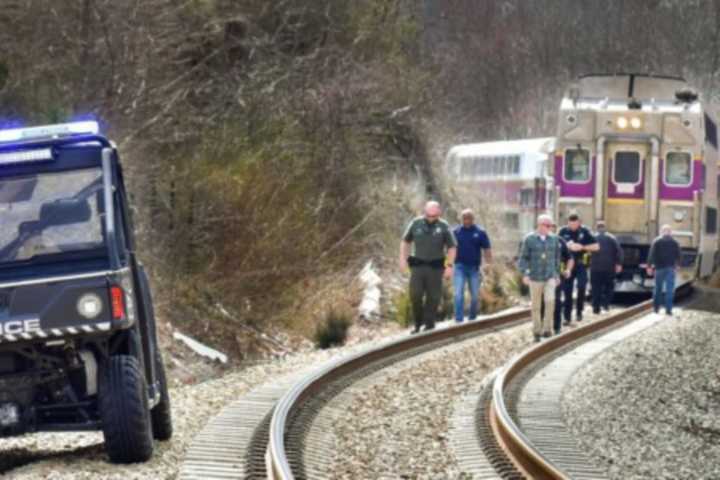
[519,213,616,341]
[399,201,491,333]
[400,201,682,338]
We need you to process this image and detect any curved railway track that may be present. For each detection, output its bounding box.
[182,286,689,480]
[488,299,654,479]
[266,308,532,480]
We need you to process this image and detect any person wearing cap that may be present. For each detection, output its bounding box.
[400,201,457,333]
[518,214,563,342]
[647,224,681,315]
[452,209,492,323]
[558,213,599,323]
[590,221,623,314]
[541,221,574,334]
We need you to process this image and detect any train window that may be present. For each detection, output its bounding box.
[473,157,483,177]
[511,156,520,174]
[563,149,590,183]
[482,157,492,176]
[613,151,641,184]
[665,152,692,186]
[461,157,473,178]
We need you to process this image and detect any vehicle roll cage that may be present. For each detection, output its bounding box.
[0,134,122,271]
[0,134,112,152]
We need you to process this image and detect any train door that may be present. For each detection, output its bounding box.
[604,143,649,236]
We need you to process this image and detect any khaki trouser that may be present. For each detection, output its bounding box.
[530,279,556,336]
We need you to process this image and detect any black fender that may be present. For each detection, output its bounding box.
[132,261,159,391]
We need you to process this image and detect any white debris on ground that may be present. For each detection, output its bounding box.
[563,297,720,480]
[357,260,382,320]
[172,331,228,364]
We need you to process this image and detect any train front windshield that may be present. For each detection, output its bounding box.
[0,168,105,264]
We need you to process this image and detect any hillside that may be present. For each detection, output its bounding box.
[3,0,720,369]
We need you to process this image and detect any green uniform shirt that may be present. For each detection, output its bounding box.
[402,217,457,261]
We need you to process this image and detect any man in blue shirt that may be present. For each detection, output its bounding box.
[453,209,492,322]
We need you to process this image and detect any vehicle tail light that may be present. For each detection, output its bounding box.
[110,286,125,320]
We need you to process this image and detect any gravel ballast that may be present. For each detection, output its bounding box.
[329,323,532,479]
[0,327,409,480]
[563,296,720,480]
[327,308,611,480]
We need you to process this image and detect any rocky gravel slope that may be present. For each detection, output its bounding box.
[563,292,720,480]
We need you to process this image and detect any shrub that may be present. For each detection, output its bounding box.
[314,309,352,349]
[393,289,414,327]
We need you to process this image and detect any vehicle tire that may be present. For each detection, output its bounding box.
[151,351,173,440]
[100,355,154,463]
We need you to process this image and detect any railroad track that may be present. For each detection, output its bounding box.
[182,286,689,480]
[487,299,655,479]
[265,307,532,480]
[179,307,531,479]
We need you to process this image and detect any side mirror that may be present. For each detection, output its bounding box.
[39,198,92,226]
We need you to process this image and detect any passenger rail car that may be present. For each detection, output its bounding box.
[552,74,719,292]
[446,138,555,244]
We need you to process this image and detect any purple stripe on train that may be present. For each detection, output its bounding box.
[658,160,704,201]
[554,155,595,197]
[555,155,705,201]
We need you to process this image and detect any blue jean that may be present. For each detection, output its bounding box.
[454,264,481,322]
[653,267,676,313]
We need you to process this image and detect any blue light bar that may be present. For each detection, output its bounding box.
[0,148,53,165]
[0,121,99,144]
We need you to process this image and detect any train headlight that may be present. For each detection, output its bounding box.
[630,117,642,129]
[616,117,629,129]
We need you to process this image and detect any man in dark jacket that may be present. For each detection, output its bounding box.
[558,213,599,323]
[647,224,681,315]
[590,221,623,314]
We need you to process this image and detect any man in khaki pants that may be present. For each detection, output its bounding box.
[518,214,562,342]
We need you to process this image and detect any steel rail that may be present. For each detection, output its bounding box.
[488,294,671,479]
[266,307,532,480]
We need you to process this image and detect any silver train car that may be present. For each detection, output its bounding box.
[552,74,719,292]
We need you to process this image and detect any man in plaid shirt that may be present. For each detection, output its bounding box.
[518,214,562,342]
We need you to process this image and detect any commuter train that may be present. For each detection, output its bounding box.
[552,73,720,292]
[445,138,555,247]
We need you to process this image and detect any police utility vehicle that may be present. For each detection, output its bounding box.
[0,122,171,463]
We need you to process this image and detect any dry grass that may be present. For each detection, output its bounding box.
[281,270,364,340]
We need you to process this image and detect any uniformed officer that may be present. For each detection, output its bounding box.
[399,201,457,333]
[558,213,599,323]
